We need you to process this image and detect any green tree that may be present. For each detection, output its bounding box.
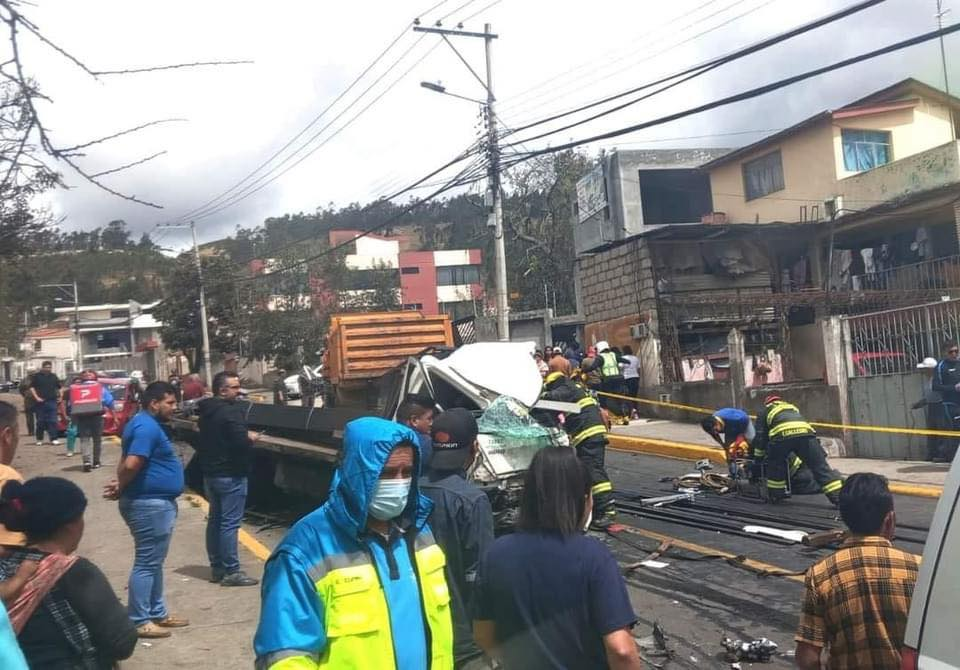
[154,252,241,372]
[100,220,132,249]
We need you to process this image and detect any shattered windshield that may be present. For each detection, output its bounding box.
[475,396,558,474]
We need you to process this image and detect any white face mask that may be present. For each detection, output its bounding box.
[368,478,412,521]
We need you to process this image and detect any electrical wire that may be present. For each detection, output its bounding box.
[500,22,960,163]
[170,0,459,227]
[501,0,885,143]
[187,39,443,224]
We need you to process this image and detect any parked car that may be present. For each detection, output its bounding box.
[901,452,960,668]
[283,365,322,400]
[0,379,18,393]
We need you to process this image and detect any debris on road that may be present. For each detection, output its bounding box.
[721,636,779,662]
[635,621,674,668]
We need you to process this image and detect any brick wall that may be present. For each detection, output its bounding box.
[579,239,656,323]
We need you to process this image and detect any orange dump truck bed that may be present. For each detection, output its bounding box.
[325,311,454,386]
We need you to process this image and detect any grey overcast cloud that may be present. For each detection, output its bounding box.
[19,0,959,248]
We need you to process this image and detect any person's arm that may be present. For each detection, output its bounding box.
[101,386,114,410]
[0,560,38,604]
[59,558,137,661]
[254,550,326,670]
[223,409,254,450]
[473,620,497,658]
[463,495,495,614]
[588,543,640,667]
[103,422,150,499]
[603,628,642,670]
[794,569,826,670]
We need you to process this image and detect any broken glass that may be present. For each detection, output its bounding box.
[475,396,560,475]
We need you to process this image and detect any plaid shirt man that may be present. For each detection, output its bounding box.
[796,535,920,669]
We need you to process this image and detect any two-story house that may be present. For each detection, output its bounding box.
[703,78,960,292]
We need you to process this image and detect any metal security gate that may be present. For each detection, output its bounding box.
[842,299,960,458]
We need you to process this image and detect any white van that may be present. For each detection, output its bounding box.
[902,456,960,668]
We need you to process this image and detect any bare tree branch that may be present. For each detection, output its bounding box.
[93,60,254,76]
[89,150,166,178]
[61,118,187,152]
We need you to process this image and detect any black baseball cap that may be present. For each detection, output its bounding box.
[430,408,479,471]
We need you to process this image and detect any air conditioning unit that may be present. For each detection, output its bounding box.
[823,195,844,219]
[629,323,650,339]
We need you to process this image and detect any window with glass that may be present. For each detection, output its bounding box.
[841,129,892,172]
[436,265,480,286]
[742,150,785,201]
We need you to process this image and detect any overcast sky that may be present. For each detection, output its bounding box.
[14,0,959,249]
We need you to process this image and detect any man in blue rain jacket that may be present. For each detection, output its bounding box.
[254,416,454,670]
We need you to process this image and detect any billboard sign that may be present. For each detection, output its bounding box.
[576,165,606,223]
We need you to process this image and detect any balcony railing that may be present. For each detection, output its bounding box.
[849,254,960,292]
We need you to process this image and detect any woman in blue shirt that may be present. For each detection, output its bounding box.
[473,447,640,670]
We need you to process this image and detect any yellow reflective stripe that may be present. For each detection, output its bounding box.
[767,479,788,489]
[577,396,598,408]
[572,424,606,446]
[592,481,613,494]
[789,456,803,474]
[754,448,766,458]
[266,654,319,670]
[769,421,814,437]
[544,371,565,385]
[715,415,725,429]
[822,479,844,494]
[412,544,454,670]
[767,402,799,422]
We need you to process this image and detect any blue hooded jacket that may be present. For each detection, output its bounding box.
[254,416,449,670]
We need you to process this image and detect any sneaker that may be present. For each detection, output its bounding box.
[220,571,259,587]
[82,464,92,473]
[93,462,102,469]
[136,622,171,638]
[51,439,60,446]
[65,451,76,457]
[35,441,43,446]
[154,615,190,628]
[209,568,225,584]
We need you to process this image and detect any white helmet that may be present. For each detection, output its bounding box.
[917,357,938,369]
[595,340,610,352]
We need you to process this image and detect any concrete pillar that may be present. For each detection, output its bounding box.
[727,328,746,408]
[809,236,824,289]
[821,316,852,455]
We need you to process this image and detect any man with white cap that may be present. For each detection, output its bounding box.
[914,357,949,462]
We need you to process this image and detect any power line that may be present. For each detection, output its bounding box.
[496,0,725,115]
[501,0,775,123]
[500,22,960,163]
[171,0,460,226]
[501,0,885,144]
[187,40,443,224]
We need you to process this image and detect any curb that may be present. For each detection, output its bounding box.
[607,434,944,499]
[184,492,273,562]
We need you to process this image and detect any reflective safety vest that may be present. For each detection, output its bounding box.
[599,351,621,378]
[541,372,607,447]
[265,532,454,670]
[765,401,815,441]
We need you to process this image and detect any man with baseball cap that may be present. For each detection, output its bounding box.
[420,408,494,670]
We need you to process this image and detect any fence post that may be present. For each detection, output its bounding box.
[727,327,746,408]
[822,316,852,456]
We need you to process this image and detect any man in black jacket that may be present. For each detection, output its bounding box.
[197,371,260,587]
[420,408,494,670]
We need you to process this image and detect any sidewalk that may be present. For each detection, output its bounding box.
[611,419,950,492]
[7,403,264,668]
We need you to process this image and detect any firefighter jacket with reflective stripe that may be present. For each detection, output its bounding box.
[541,372,608,446]
[753,401,815,458]
[254,417,454,670]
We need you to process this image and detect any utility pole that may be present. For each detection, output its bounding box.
[159,221,213,385]
[39,282,82,371]
[414,22,510,340]
[936,0,956,140]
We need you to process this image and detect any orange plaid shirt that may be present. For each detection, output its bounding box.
[796,535,919,670]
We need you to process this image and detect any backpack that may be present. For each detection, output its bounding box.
[69,383,103,416]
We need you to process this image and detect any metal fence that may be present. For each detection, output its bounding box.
[842,298,960,377]
[849,254,960,292]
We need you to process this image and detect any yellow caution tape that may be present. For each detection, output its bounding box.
[596,390,960,438]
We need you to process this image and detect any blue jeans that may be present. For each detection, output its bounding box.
[204,476,247,575]
[119,497,178,625]
[34,399,58,443]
